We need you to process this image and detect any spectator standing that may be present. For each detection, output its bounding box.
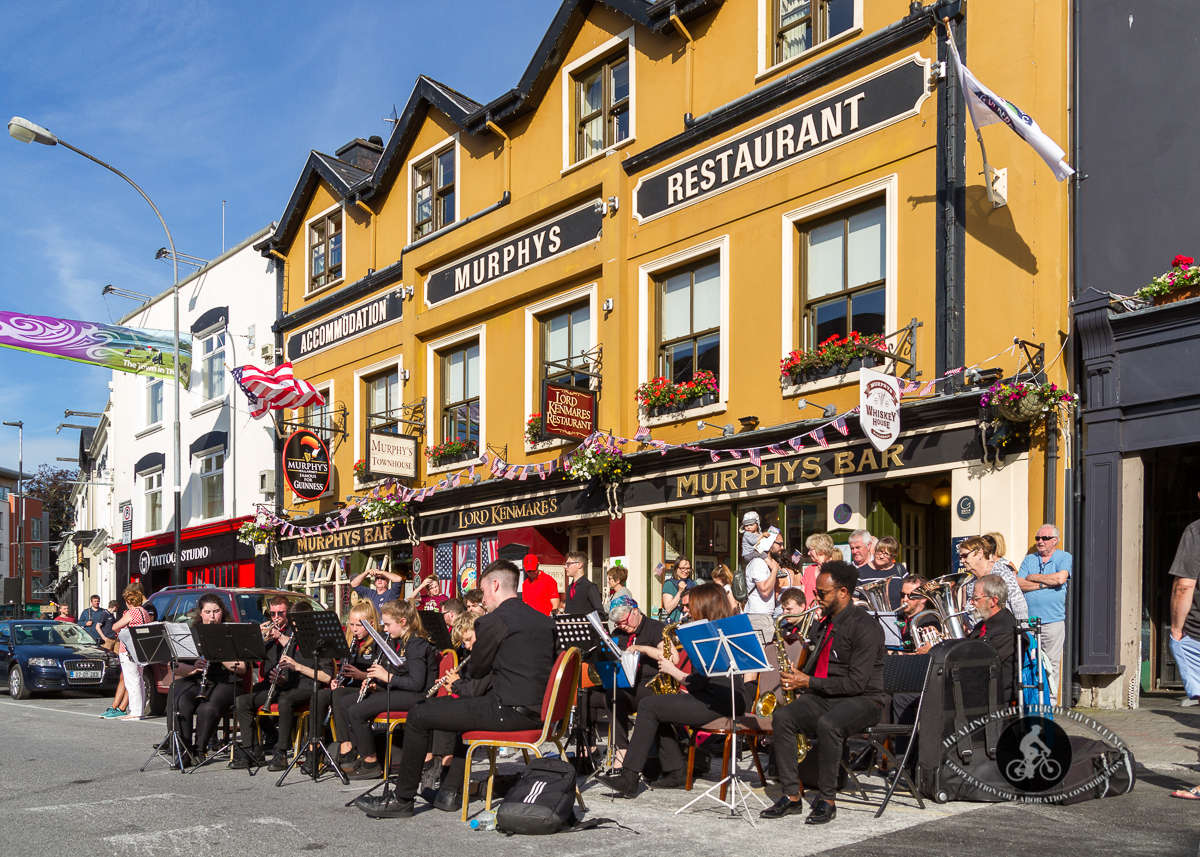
[561,550,603,615]
[744,532,782,643]
[848,529,877,572]
[462,588,486,616]
[801,533,838,608]
[1167,515,1200,708]
[604,566,634,613]
[960,536,1028,625]
[858,535,908,608]
[660,557,697,623]
[350,565,405,615]
[79,595,110,643]
[520,554,561,615]
[111,584,151,721]
[1017,525,1072,702]
[99,600,120,652]
[54,603,76,623]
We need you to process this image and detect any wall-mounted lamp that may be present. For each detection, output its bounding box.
[402,285,415,300]
[797,399,838,418]
[738,415,759,429]
[697,420,735,437]
[400,369,411,382]
[932,484,952,508]
[603,297,614,312]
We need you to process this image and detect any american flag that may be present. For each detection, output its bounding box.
[230,363,325,419]
[434,542,456,597]
[634,424,651,441]
[810,427,829,448]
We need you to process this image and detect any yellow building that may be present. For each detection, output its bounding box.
[258,0,1071,654]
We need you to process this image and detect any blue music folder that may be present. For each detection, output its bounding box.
[676,614,769,677]
[592,659,634,689]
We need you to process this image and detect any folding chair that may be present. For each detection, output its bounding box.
[460,647,586,822]
[683,660,779,798]
[371,649,458,772]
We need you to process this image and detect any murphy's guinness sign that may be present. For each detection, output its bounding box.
[283,429,331,500]
[425,200,603,307]
[632,55,930,222]
[287,291,403,361]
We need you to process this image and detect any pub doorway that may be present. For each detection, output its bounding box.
[866,477,952,580]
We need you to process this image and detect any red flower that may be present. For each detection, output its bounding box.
[1174,255,1195,269]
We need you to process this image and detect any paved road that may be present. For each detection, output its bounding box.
[0,692,1195,857]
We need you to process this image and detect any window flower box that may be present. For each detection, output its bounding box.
[637,371,719,417]
[425,439,478,468]
[780,333,888,387]
[1136,255,1200,305]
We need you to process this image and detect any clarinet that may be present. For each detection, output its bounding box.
[426,653,470,698]
[194,660,213,702]
[357,643,390,703]
[263,625,297,709]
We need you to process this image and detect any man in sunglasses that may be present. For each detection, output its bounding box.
[1016,524,1072,703]
[761,560,885,826]
[230,597,295,768]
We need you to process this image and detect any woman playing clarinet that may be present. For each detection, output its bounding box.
[319,601,378,769]
[170,594,247,766]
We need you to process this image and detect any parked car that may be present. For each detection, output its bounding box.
[140,586,325,716]
[1,620,122,699]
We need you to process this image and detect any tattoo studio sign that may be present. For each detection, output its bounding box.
[632,55,930,222]
[425,200,603,307]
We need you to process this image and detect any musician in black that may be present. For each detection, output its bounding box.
[230,595,290,768]
[167,594,246,766]
[560,550,604,615]
[355,559,556,819]
[596,583,744,795]
[338,600,437,780]
[896,575,942,652]
[318,601,378,769]
[966,574,1019,703]
[762,561,885,825]
[586,595,665,759]
[266,601,335,772]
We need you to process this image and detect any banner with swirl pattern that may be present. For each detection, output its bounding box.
[0,311,192,388]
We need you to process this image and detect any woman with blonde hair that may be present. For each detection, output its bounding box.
[110,584,151,721]
[338,600,437,779]
[801,533,838,607]
[711,564,740,612]
[983,531,1016,574]
[320,600,379,768]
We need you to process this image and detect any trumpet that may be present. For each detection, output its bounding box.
[911,614,945,649]
[647,623,682,695]
[426,653,470,697]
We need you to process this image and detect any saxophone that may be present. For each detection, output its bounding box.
[647,623,682,694]
[753,609,818,763]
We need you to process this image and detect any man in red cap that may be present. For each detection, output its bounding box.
[521,554,561,615]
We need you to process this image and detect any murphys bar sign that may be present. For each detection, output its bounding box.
[287,291,403,361]
[425,200,603,307]
[541,382,596,441]
[632,55,930,222]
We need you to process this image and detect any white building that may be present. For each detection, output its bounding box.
[106,226,278,595]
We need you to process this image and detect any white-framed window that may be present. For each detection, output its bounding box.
[367,369,400,429]
[759,0,860,76]
[365,553,390,575]
[307,207,343,294]
[307,384,335,442]
[31,518,42,541]
[143,470,163,532]
[561,28,636,170]
[523,285,598,449]
[198,450,225,520]
[146,379,163,426]
[425,326,485,472]
[284,559,309,587]
[412,143,456,241]
[311,556,336,584]
[200,330,226,400]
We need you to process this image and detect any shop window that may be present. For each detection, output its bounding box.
[441,341,480,444]
[311,557,336,584]
[146,379,163,427]
[773,0,854,66]
[801,202,887,348]
[365,553,390,575]
[573,51,630,163]
[691,506,733,580]
[309,209,343,293]
[542,302,592,388]
[165,591,203,625]
[198,450,224,520]
[367,369,400,430]
[283,559,309,587]
[143,470,163,532]
[200,330,225,400]
[657,258,721,388]
[413,144,456,241]
[785,494,827,558]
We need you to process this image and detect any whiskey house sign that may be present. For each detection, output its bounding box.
[632,55,930,222]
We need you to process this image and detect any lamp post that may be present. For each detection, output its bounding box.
[8,116,183,587]
[3,421,23,614]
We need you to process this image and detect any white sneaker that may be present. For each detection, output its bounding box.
[120,714,146,721]
[1181,697,1199,708]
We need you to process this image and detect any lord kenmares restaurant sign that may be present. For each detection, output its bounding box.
[541,382,596,441]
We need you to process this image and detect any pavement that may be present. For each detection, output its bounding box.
[1,690,1198,857]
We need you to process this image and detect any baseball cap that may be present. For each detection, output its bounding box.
[523,554,540,571]
[741,511,760,528]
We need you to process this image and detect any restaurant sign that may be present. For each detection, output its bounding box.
[541,381,596,441]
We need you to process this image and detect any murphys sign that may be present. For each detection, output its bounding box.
[541,381,596,441]
[859,367,901,453]
[425,200,603,307]
[283,429,331,500]
[632,54,930,222]
[287,291,403,361]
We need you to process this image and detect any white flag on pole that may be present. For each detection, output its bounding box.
[947,37,1074,181]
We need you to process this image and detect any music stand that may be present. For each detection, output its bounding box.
[420,610,454,651]
[555,615,603,771]
[187,623,266,776]
[276,610,351,787]
[344,619,404,807]
[136,622,196,774]
[674,614,770,825]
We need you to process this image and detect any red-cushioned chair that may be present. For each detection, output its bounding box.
[256,701,311,757]
[372,649,458,772]
[459,646,586,822]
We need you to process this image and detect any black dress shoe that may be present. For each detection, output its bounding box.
[595,767,640,797]
[228,748,265,769]
[267,754,289,772]
[431,787,462,812]
[654,769,687,789]
[760,794,805,819]
[348,760,383,780]
[805,799,837,824]
[357,794,414,819]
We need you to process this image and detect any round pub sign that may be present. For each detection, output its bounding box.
[283,429,331,500]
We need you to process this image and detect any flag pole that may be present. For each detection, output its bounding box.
[944,17,1006,208]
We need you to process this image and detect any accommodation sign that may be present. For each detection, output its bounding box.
[632,55,930,222]
[287,291,403,361]
[425,200,603,306]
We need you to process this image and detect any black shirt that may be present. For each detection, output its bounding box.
[614,614,666,688]
[562,576,604,616]
[967,606,1018,702]
[856,564,907,609]
[381,635,438,694]
[802,603,885,701]
[335,637,376,689]
[468,595,556,708]
[897,609,942,651]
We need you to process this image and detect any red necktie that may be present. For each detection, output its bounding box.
[813,623,836,678]
[570,582,578,600]
[979,623,987,638]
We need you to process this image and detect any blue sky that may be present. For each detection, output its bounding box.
[0,0,561,475]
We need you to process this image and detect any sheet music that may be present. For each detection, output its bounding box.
[361,620,404,666]
[619,650,639,686]
[164,622,201,660]
[586,611,624,659]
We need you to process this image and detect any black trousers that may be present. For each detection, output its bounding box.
[171,679,236,753]
[315,686,358,745]
[623,692,739,775]
[235,686,309,754]
[772,695,882,801]
[341,689,424,758]
[392,694,541,801]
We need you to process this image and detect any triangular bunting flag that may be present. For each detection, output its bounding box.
[810,428,829,448]
[833,417,849,436]
[729,449,743,459]
[788,437,805,452]
[749,448,762,466]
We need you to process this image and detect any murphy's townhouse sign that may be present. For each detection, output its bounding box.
[287,290,403,361]
[425,200,603,306]
[632,55,930,222]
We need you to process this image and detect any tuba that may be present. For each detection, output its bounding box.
[916,571,974,639]
[647,623,682,694]
[856,578,895,614]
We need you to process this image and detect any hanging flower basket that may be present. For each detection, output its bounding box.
[981,380,1076,423]
[359,496,408,522]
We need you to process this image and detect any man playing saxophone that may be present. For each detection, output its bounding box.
[761,561,885,825]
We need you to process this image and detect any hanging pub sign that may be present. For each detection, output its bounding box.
[286,290,403,361]
[283,429,331,500]
[859,367,901,453]
[632,54,930,222]
[425,199,604,307]
[540,381,596,442]
[367,430,418,479]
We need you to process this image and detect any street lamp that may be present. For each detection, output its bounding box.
[9,116,183,587]
[3,421,23,615]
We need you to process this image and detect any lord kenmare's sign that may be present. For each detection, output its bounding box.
[425,200,603,306]
[632,55,930,223]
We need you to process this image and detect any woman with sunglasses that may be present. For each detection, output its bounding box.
[170,594,247,766]
[661,558,696,623]
[957,536,1028,627]
[318,601,379,769]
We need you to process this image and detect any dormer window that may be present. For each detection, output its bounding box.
[309,210,343,293]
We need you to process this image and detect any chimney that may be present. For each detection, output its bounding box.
[336,136,385,172]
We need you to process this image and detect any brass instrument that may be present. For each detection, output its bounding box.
[911,613,945,649]
[857,577,895,614]
[647,623,682,694]
[427,653,470,698]
[753,607,820,718]
[915,572,974,639]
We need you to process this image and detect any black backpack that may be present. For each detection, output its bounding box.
[496,758,578,835]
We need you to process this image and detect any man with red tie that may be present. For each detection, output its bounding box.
[761,560,885,825]
[560,550,604,616]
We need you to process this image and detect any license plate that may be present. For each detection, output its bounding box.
[69,670,102,680]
